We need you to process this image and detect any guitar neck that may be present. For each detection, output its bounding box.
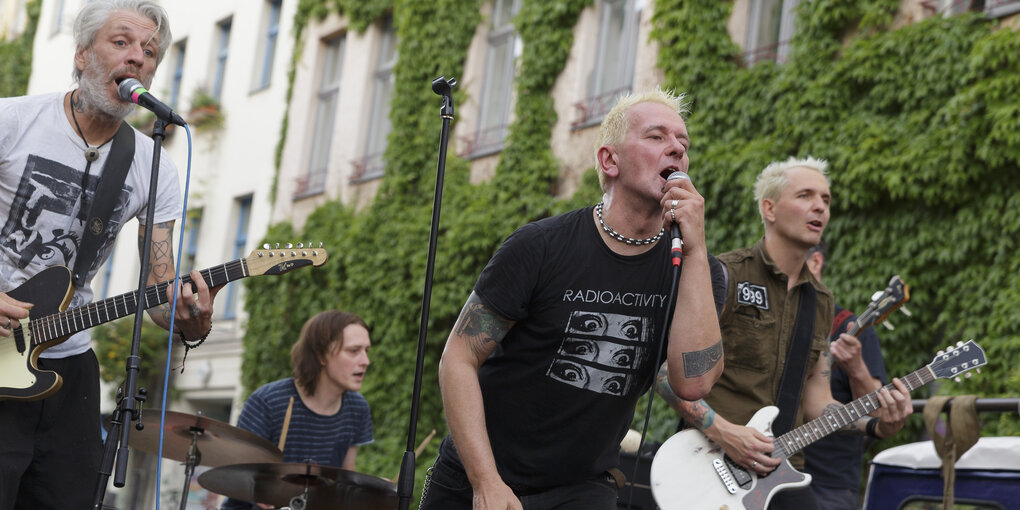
[29,258,249,345]
[773,365,933,458]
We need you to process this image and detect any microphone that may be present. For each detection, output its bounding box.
[666,171,691,266]
[117,78,187,127]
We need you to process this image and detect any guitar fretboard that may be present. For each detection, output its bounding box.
[26,258,249,346]
[772,366,932,459]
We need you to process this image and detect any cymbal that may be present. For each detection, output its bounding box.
[104,409,282,467]
[198,462,398,510]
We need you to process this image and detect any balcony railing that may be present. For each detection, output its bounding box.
[571,87,631,130]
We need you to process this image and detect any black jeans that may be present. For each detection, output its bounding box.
[0,350,102,510]
[419,449,618,510]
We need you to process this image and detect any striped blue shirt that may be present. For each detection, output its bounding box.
[236,377,373,466]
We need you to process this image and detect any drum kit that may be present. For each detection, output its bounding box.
[111,409,398,510]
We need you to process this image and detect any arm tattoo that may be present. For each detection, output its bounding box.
[657,363,715,429]
[685,399,716,430]
[819,351,832,382]
[139,222,175,281]
[655,363,682,405]
[682,340,723,378]
[454,293,512,359]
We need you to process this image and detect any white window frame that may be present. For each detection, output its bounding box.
[573,0,643,128]
[471,0,521,158]
[354,17,397,182]
[169,40,186,109]
[253,0,283,91]
[745,0,798,65]
[297,34,346,198]
[212,17,232,100]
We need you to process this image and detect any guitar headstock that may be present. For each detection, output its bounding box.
[246,242,328,276]
[929,339,986,382]
[860,275,911,331]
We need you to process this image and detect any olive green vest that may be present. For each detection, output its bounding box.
[710,239,834,468]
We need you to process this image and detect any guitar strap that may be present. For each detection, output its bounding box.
[772,283,816,436]
[72,121,135,288]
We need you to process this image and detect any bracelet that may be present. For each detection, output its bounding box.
[176,325,212,372]
[176,326,211,351]
[865,417,881,439]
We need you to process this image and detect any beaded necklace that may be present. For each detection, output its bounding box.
[595,202,664,246]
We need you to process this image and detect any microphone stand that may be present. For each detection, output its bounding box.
[396,76,456,510]
[92,118,168,509]
[625,227,683,510]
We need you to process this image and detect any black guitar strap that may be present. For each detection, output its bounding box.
[72,121,135,288]
[772,283,817,436]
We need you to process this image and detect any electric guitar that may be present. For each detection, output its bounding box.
[0,243,328,402]
[839,275,911,337]
[649,339,987,510]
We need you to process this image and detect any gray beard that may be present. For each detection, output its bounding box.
[77,56,136,120]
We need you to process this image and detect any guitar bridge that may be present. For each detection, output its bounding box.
[712,458,738,494]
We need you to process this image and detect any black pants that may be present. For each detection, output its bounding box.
[0,350,102,510]
[769,486,820,510]
[419,447,618,510]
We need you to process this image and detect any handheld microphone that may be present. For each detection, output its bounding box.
[666,171,691,266]
[117,78,187,127]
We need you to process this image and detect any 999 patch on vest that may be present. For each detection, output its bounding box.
[736,281,769,311]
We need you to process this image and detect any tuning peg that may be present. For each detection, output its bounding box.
[956,340,964,347]
[871,290,883,301]
[954,376,962,382]
[275,243,280,249]
[318,242,323,248]
[938,350,945,356]
[297,242,304,248]
[285,243,292,249]
[263,243,270,249]
[882,321,895,331]
[899,306,912,317]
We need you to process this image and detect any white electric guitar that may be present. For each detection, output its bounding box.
[649,339,987,510]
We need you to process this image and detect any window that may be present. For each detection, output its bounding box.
[183,209,202,272]
[353,17,397,182]
[254,0,283,91]
[984,0,1020,17]
[470,0,521,157]
[169,41,186,109]
[573,0,642,128]
[296,35,345,198]
[222,196,251,320]
[213,18,232,100]
[745,0,799,65]
[50,0,66,35]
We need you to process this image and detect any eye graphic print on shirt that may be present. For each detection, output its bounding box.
[546,310,653,396]
[1,154,129,274]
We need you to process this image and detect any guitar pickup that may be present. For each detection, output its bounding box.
[723,455,754,489]
[14,327,25,354]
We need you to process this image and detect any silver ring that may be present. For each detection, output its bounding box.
[670,209,676,223]
[751,461,758,468]
[670,199,679,210]
[4,318,10,329]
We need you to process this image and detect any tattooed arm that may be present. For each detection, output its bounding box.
[138,221,218,339]
[666,249,723,401]
[437,291,521,509]
[655,361,779,474]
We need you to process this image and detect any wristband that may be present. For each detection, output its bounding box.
[865,417,881,439]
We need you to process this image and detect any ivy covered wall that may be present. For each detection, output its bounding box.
[242,0,1020,500]
[0,0,40,97]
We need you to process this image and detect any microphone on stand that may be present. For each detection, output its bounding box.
[666,171,691,266]
[117,78,187,127]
